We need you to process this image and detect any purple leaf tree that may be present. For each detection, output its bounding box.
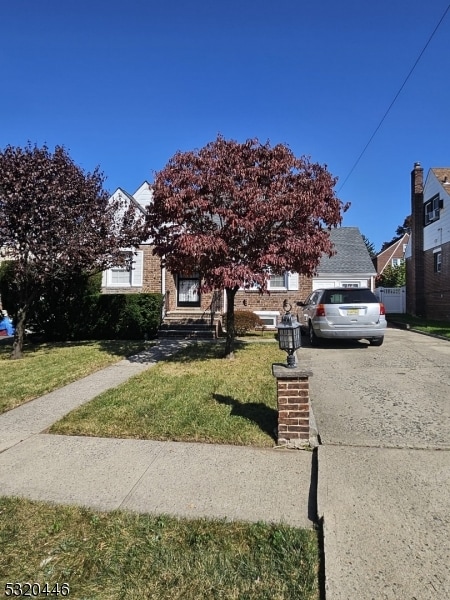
[0,144,145,358]
[147,135,349,358]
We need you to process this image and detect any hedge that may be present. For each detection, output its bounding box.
[92,293,164,340]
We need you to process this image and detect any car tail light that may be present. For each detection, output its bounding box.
[379,303,386,315]
[315,304,326,317]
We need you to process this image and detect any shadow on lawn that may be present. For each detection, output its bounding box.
[162,340,248,364]
[0,338,147,359]
[213,393,277,441]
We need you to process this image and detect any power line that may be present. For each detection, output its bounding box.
[338,3,450,194]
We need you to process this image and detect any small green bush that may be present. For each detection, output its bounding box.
[225,311,264,336]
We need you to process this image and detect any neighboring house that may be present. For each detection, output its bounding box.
[101,182,159,295]
[373,233,410,280]
[311,227,377,292]
[406,163,450,319]
[102,184,375,330]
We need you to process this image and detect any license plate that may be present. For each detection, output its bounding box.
[346,308,359,315]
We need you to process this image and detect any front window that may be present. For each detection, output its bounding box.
[104,249,143,288]
[268,273,286,289]
[110,252,133,285]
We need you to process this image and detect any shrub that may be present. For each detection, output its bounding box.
[93,293,164,340]
[0,260,20,314]
[0,263,101,340]
[0,261,163,341]
[27,272,102,341]
[225,311,264,336]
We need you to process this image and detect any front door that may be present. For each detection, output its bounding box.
[177,275,201,307]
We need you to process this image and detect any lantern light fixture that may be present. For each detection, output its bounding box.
[276,299,302,368]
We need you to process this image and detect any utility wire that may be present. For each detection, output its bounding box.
[338,3,450,194]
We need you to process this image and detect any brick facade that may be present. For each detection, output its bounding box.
[422,242,450,320]
[101,244,162,295]
[234,277,312,317]
[102,244,312,326]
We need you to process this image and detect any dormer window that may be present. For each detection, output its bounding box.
[424,194,441,226]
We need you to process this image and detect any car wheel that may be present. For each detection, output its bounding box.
[370,337,384,346]
[309,323,320,346]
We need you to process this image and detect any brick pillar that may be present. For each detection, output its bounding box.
[272,363,312,448]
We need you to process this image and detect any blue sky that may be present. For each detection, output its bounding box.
[2,0,449,252]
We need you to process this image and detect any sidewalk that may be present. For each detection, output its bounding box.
[318,445,449,600]
[0,339,315,529]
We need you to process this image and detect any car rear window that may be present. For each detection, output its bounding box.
[322,289,378,304]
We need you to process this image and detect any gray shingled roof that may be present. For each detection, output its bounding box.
[317,227,376,275]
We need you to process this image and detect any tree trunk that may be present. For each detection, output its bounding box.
[224,286,239,359]
[11,306,27,360]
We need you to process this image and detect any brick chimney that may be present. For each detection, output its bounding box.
[408,162,425,316]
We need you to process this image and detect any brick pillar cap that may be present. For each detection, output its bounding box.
[272,363,313,379]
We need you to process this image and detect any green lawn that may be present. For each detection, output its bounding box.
[387,314,450,339]
[0,341,319,597]
[50,342,286,447]
[0,497,319,600]
[0,340,147,414]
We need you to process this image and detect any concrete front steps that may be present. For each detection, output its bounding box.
[158,310,221,340]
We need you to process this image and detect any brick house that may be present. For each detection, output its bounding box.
[406,163,450,319]
[102,183,375,332]
[373,233,409,281]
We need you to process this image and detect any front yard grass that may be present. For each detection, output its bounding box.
[387,314,450,339]
[50,343,286,447]
[0,340,147,414]
[0,496,319,600]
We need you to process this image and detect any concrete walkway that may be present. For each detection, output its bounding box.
[0,339,315,529]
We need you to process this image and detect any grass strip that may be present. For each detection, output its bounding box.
[50,343,286,447]
[0,496,319,600]
[387,314,450,339]
[0,340,146,414]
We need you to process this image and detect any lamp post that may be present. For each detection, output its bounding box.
[276,300,301,368]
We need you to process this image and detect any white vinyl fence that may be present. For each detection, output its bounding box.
[374,286,406,314]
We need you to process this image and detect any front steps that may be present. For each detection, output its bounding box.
[158,310,221,339]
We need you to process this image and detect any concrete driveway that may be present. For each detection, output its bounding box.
[306,327,450,599]
[309,327,450,449]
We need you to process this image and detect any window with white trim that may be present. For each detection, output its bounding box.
[341,282,360,288]
[391,258,404,267]
[103,250,143,288]
[110,262,132,286]
[268,273,286,289]
[253,311,280,328]
[434,251,442,274]
[424,194,441,226]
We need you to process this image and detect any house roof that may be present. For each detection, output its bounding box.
[431,168,450,195]
[375,232,409,257]
[110,187,147,215]
[317,227,376,275]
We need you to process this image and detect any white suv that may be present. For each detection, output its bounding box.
[297,288,387,346]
